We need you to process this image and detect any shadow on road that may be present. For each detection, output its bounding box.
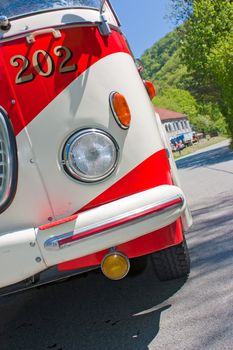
[187,193,233,279]
[176,145,233,170]
[0,264,187,350]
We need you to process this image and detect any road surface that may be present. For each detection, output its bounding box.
[0,140,232,350]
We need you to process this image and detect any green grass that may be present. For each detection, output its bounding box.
[173,136,227,159]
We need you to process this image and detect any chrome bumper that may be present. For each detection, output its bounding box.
[44,190,184,252]
[0,185,188,289]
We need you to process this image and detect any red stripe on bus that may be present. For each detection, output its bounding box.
[78,149,172,212]
[39,214,78,231]
[0,28,131,135]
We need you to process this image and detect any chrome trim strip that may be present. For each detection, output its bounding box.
[44,194,184,251]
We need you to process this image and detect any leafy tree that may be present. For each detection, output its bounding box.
[169,0,233,144]
[141,2,230,136]
[153,88,197,118]
[208,32,233,139]
[198,103,227,134]
[169,0,193,25]
[153,88,227,134]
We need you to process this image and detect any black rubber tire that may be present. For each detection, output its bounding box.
[151,239,190,281]
[129,255,149,276]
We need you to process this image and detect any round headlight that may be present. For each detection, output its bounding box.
[62,129,119,182]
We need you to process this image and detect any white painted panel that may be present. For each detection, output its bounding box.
[0,129,54,235]
[0,229,46,288]
[26,53,163,218]
[1,54,164,235]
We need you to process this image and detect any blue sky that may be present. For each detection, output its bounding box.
[111,0,174,57]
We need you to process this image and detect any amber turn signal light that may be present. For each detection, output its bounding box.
[144,80,156,100]
[110,92,131,129]
[101,251,130,280]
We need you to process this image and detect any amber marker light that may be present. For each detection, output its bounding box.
[101,251,130,280]
[144,80,156,100]
[110,92,131,129]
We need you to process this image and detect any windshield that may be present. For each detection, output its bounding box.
[0,0,101,18]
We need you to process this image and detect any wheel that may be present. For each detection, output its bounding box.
[129,255,149,276]
[151,239,190,281]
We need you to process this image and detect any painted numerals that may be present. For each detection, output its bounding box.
[32,50,54,77]
[54,46,77,73]
[10,55,34,84]
[10,46,77,84]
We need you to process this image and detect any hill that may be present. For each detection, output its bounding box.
[140,31,227,134]
[141,30,188,93]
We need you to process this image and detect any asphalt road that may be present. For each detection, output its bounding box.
[0,140,233,350]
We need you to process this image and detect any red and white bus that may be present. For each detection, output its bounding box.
[0,0,192,295]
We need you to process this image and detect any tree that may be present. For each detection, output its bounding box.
[169,0,193,25]
[208,33,233,139]
[153,88,198,118]
[169,0,233,144]
[153,88,226,133]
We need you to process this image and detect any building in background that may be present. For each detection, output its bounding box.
[155,107,193,146]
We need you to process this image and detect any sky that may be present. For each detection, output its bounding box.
[111,0,174,57]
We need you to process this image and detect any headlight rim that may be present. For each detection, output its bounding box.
[62,128,119,183]
[0,106,18,214]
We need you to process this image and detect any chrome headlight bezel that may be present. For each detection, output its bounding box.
[0,107,18,214]
[62,128,119,183]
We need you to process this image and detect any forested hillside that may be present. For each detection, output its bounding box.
[141,30,227,134]
[142,30,187,91]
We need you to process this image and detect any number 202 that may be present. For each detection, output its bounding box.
[10,46,77,85]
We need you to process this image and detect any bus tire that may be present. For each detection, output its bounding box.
[151,239,190,281]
